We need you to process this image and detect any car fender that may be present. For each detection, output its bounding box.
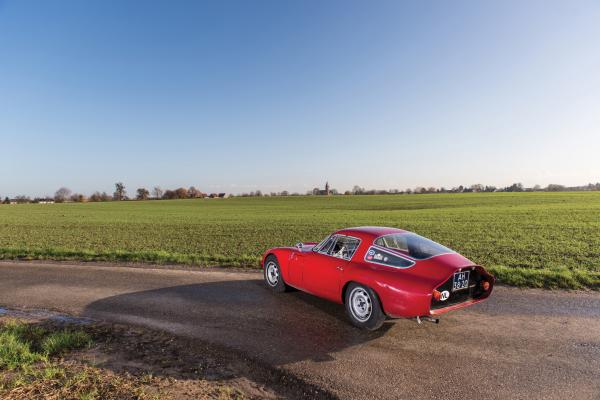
[261,247,297,283]
[341,262,435,317]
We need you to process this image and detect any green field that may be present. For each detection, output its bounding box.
[0,192,599,289]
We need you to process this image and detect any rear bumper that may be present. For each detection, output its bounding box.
[429,297,488,315]
[385,295,491,319]
[428,266,494,315]
[377,265,494,319]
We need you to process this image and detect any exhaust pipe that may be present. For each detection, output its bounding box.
[416,316,440,324]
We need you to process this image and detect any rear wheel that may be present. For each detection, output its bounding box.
[345,283,386,330]
[264,255,288,293]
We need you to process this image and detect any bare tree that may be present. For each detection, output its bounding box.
[352,185,365,195]
[113,182,126,201]
[187,186,201,198]
[163,190,176,199]
[70,193,86,203]
[470,184,484,192]
[503,183,524,192]
[89,192,111,202]
[54,187,72,203]
[136,188,150,200]
[152,186,163,199]
[89,192,102,202]
[175,187,188,199]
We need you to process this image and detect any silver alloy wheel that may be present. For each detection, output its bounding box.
[266,261,279,286]
[349,287,372,322]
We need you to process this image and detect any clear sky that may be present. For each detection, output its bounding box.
[1,0,599,197]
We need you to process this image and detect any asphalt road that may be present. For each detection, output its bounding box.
[0,261,599,400]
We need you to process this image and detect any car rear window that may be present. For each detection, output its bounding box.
[364,246,415,268]
[374,233,453,260]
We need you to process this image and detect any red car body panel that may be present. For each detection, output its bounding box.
[262,227,494,319]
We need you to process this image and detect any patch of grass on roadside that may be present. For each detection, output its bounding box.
[0,319,249,400]
[0,319,150,399]
[42,330,91,356]
[0,319,90,370]
[2,364,154,400]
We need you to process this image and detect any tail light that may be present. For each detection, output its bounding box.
[482,281,490,291]
[432,290,441,301]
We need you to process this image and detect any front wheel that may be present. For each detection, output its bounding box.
[264,255,289,293]
[345,283,386,330]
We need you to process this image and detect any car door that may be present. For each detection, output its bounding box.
[287,235,336,288]
[303,235,361,301]
[287,249,306,286]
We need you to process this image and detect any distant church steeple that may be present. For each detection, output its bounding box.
[325,181,330,195]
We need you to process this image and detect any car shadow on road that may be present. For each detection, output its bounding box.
[83,278,393,366]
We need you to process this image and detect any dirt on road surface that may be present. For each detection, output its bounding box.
[0,261,599,400]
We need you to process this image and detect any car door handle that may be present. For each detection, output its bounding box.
[336,266,344,271]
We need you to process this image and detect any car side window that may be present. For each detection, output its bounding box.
[374,233,453,260]
[328,236,361,260]
[364,246,415,268]
[375,235,408,253]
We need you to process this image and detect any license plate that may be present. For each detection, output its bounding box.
[452,271,470,291]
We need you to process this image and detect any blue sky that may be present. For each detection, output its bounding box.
[1,0,599,196]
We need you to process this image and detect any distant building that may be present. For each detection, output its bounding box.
[314,182,331,196]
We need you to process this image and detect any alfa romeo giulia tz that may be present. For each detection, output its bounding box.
[262,226,494,330]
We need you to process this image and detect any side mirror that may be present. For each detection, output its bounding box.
[295,242,303,249]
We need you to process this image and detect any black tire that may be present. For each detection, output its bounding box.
[344,283,386,331]
[263,255,288,293]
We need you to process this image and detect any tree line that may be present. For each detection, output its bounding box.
[1,183,224,204]
[2,181,600,204]
[345,182,600,195]
[232,182,600,197]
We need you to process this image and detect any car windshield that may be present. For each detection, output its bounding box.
[374,233,453,260]
[313,235,335,253]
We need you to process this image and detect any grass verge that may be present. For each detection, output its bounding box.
[487,265,600,290]
[0,247,259,268]
[2,247,598,290]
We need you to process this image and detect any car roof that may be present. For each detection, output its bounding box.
[334,226,408,240]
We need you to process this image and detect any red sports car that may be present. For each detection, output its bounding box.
[262,226,494,330]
